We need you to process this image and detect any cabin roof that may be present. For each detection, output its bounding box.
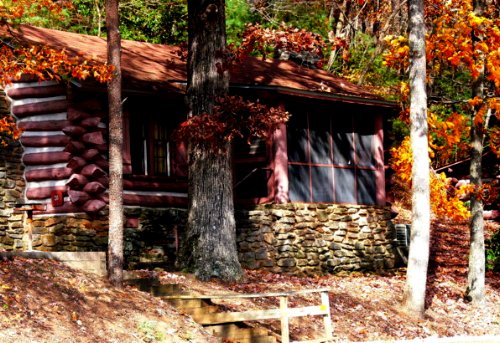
[2,25,396,107]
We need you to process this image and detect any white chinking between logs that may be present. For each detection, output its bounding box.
[6,80,108,214]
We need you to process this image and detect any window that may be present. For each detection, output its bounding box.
[233,137,271,199]
[128,100,187,178]
[287,107,378,205]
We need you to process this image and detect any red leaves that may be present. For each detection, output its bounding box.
[174,95,289,152]
[232,23,326,68]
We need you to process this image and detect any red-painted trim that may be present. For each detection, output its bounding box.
[122,110,132,174]
[374,114,386,205]
[123,193,188,207]
[272,123,289,203]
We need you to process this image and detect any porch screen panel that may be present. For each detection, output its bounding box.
[354,114,376,168]
[289,164,310,202]
[332,115,354,166]
[309,114,332,164]
[334,168,356,203]
[311,166,334,202]
[287,113,308,163]
[357,169,377,205]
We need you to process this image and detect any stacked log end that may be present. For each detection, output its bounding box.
[6,80,109,215]
[64,104,108,214]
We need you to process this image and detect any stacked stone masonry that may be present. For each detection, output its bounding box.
[0,200,396,275]
[236,204,396,275]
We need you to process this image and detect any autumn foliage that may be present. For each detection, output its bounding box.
[175,95,289,151]
[232,23,326,67]
[385,0,500,220]
[0,0,113,146]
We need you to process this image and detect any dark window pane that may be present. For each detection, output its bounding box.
[130,115,146,174]
[309,114,332,164]
[289,164,311,202]
[287,114,308,163]
[332,115,353,166]
[357,169,377,205]
[354,114,375,168]
[234,163,270,198]
[334,168,356,203]
[311,166,334,202]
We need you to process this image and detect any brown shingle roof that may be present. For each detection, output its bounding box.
[2,25,391,104]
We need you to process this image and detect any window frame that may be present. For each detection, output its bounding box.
[287,107,381,205]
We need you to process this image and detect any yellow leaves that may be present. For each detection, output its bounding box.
[469,13,486,28]
[390,136,470,221]
[429,172,470,221]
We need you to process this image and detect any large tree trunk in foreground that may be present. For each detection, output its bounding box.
[465,0,487,304]
[402,0,430,318]
[180,0,243,282]
[106,0,124,287]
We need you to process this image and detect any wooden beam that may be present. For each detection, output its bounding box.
[192,305,328,325]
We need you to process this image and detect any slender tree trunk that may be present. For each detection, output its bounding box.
[465,0,486,304]
[402,0,430,318]
[106,0,124,287]
[180,0,243,282]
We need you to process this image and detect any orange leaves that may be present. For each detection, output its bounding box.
[0,39,114,86]
[390,136,470,221]
[0,115,21,147]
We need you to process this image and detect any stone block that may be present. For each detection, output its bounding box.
[277,258,296,267]
[255,249,269,260]
[42,234,56,247]
[277,245,293,252]
[297,259,308,266]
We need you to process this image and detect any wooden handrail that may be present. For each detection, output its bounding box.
[164,288,333,343]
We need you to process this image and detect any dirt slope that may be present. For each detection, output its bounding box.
[0,218,499,342]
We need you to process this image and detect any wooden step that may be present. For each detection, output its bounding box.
[204,324,276,343]
[178,306,219,316]
[226,336,277,343]
[151,284,182,296]
[165,298,211,309]
[205,324,268,338]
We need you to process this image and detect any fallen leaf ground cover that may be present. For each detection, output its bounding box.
[0,217,498,342]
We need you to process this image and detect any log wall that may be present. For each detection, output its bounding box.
[4,81,188,214]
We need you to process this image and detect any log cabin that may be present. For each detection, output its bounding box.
[0,25,400,274]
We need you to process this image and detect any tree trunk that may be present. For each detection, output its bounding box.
[180,0,244,282]
[106,0,124,287]
[402,0,430,318]
[465,0,486,304]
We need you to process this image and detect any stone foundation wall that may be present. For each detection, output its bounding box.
[236,203,396,275]
[1,202,395,275]
[0,144,27,250]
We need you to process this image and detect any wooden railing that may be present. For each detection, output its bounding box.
[164,288,333,343]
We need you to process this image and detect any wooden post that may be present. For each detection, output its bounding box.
[25,210,33,251]
[321,291,334,341]
[15,203,46,251]
[280,295,290,343]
